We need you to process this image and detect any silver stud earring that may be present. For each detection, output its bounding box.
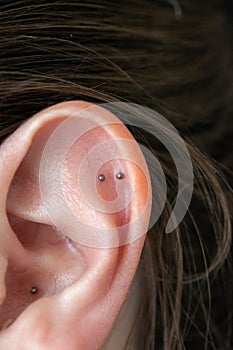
[30,286,38,294]
[116,172,124,180]
[98,174,105,182]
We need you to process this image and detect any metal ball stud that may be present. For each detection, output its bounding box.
[116,172,124,180]
[30,286,38,294]
[98,174,105,182]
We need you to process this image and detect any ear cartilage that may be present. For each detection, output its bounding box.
[116,172,124,180]
[30,286,38,294]
[98,174,105,182]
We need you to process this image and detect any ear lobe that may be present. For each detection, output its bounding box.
[0,101,151,349]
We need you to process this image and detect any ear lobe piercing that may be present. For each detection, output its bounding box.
[30,286,38,294]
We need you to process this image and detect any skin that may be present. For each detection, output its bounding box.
[0,101,152,349]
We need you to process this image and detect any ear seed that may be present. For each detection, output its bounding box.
[116,172,124,180]
[30,286,38,294]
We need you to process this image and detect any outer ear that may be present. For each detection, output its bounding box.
[0,101,151,350]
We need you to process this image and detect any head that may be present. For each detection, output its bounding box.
[0,1,232,349]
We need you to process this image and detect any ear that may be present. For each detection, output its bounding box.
[0,101,152,350]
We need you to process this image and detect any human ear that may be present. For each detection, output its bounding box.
[0,101,151,349]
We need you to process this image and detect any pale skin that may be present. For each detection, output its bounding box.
[0,101,152,349]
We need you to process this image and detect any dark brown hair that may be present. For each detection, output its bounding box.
[0,1,232,349]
